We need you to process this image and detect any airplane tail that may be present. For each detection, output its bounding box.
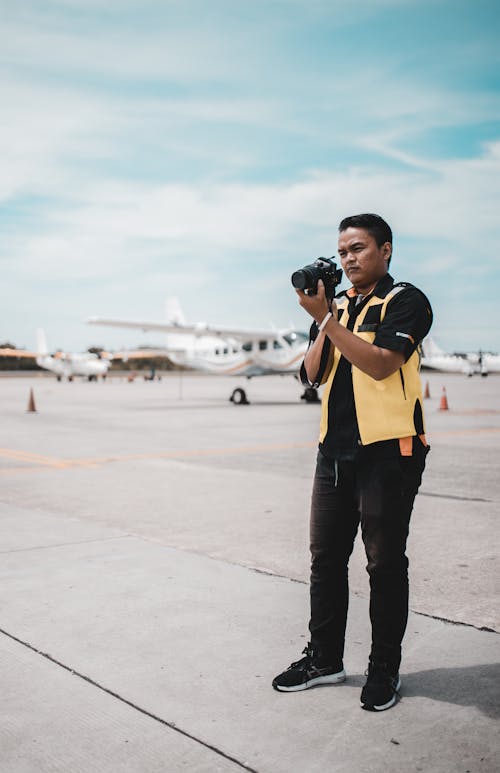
[36,328,49,356]
[164,297,192,362]
[421,335,444,358]
[165,297,186,326]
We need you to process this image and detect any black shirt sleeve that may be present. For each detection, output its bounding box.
[299,319,333,387]
[374,285,433,360]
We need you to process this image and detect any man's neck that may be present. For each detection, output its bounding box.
[352,281,376,297]
[352,271,389,296]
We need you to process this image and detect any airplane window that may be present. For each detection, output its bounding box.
[283,332,309,345]
[223,347,228,355]
[259,340,268,351]
[273,340,284,349]
[215,348,220,356]
[242,342,252,352]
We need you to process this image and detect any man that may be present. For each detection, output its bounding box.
[273,213,433,711]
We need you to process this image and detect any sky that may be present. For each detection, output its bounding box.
[1,0,500,353]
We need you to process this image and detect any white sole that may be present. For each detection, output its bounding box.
[273,670,346,692]
[361,677,401,711]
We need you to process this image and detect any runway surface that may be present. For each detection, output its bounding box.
[1,372,499,772]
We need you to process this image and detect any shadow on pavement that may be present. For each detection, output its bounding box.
[347,663,500,718]
[401,662,500,718]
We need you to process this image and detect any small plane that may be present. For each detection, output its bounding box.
[466,350,500,374]
[0,330,111,381]
[87,298,315,403]
[421,337,499,376]
[34,329,112,381]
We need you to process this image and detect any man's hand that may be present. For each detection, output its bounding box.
[295,280,337,325]
[298,279,404,381]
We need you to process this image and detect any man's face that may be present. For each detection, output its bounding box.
[337,227,391,292]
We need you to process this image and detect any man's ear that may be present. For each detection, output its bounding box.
[382,242,392,262]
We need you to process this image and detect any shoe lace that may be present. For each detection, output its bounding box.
[365,662,400,695]
[289,644,316,671]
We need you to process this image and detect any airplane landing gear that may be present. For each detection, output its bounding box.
[230,387,249,405]
[301,386,319,403]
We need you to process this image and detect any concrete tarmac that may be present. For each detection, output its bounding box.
[0,372,499,772]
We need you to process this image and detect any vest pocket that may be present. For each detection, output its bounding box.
[357,322,379,332]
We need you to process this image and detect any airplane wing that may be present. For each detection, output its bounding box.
[111,349,174,360]
[0,348,36,358]
[87,317,290,342]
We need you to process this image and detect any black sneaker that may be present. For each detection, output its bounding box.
[360,661,401,711]
[272,645,346,692]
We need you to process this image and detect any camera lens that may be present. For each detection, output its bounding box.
[291,269,309,290]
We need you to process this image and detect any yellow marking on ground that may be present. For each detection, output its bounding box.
[429,428,500,438]
[0,441,317,474]
[1,427,500,475]
[452,409,500,416]
[69,441,318,467]
[0,448,73,469]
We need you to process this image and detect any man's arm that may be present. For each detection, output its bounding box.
[303,328,335,385]
[320,321,405,380]
[297,281,405,382]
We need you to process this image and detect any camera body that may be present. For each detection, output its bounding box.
[291,257,343,301]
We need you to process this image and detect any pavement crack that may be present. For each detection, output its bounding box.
[0,627,260,773]
[0,534,133,555]
[131,533,308,587]
[420,491,491,503]
[409,610,499,634]
[130,536,499,633]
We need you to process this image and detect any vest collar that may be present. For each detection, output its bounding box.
[340,273,394,302]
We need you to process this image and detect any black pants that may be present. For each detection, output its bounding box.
[309,445,428,671]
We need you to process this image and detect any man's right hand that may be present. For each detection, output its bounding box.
[296,279,331,325]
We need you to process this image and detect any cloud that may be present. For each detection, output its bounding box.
[1,0,499,352]
[4,140,499,283]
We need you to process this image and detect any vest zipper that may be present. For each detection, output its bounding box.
[399,368,407,399]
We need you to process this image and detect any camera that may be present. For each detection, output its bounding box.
[291,257,343,300]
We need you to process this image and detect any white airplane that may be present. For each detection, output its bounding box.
[87,298,314,403]
[0,331,171,381]
[421,336,498,376]
[34,329,111,381]
[466,350,500,374]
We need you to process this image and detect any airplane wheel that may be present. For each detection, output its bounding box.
[230,387,249,405]
[302,386,319,403]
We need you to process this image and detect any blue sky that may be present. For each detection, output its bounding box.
[1,0,499,352]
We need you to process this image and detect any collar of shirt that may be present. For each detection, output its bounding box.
[338,273,394,305]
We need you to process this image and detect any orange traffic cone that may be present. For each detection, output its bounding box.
[424,381,430,399]
[27,388,37,413]
[439,386,449,411]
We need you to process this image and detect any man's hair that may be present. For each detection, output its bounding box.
[338,213,392,248]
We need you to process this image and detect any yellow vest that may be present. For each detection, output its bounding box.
[319,287,425,446]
